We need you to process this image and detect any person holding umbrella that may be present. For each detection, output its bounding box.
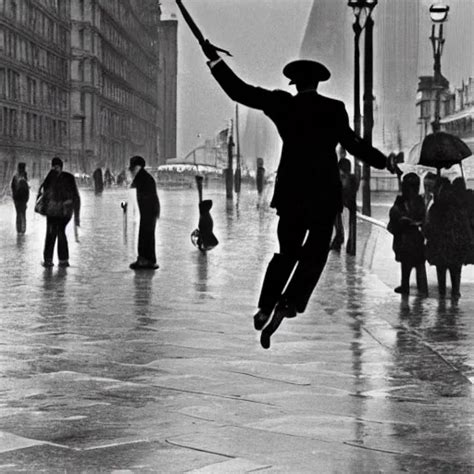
[424,177,472,299]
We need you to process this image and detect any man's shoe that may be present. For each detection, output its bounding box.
[260,300,296,349]
[253,310,271,330]
[130,260,159,270]
[394,286,409,295]
[41,260,54,267]
[58,260,70,267]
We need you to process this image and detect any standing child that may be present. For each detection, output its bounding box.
[388,173,427,296]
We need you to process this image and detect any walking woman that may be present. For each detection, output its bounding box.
[39,157,80,267]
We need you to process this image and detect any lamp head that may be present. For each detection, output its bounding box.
[348,0,378,9]
[429,4,449,23]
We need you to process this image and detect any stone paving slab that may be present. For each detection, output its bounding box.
[0,190,473,472]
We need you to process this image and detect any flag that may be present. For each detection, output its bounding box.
[216,127,229,150]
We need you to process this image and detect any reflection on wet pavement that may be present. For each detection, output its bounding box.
[0,188,472,471]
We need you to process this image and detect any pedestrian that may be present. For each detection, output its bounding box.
[256,157,265,195]
[104,168,114,187]
[330,155,358,252]
[11,162,30,234]
[424,177,472,299]
[201,42,396,348]
[39,157,80,267]
[93,167,104,194]
[454,177,474,265]
[387,173,427,296]
[128,155,160,270]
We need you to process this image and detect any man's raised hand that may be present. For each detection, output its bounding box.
[202,40,220,61]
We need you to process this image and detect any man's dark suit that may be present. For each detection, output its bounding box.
[131,168,160,265]
[210,60,387,314]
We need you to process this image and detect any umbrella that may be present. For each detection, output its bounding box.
[419,132,472,171]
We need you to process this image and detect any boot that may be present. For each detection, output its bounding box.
[257,253,297,316]
[449,266,461,299]
[416,264,428,296]
[260,299,296,349]
[436,266,447,297]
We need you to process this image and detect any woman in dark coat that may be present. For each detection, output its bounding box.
[388,173,427,295]
[40,157,80,267]
[425,178,472,298]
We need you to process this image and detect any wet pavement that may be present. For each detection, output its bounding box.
[0,186,473,472]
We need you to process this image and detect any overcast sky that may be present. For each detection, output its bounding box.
[161,0,313,160]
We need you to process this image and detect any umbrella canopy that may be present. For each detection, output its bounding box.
[419,132,472,169]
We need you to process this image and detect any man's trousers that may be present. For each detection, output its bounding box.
[258,211,337,315]
[138,214,158,264]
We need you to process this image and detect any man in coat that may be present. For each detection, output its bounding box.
[202,42,396,348]
[129,155,160,270]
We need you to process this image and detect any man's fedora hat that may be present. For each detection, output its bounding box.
[283,60,331,84]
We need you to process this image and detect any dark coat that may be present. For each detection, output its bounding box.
[11,174,30,203]
[424,191,472,267]
[42,170,81,223]
[131,168,160,218]
[465,190,474,264]
[210,60,387,222]
[388,195,426,265]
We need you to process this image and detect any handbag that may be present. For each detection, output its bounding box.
[34,187,47,215]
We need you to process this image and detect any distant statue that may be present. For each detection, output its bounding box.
[191,175,219,251]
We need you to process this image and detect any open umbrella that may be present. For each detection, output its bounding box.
[419,132,472,176]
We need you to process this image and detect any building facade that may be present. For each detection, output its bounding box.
[70,0,177,176]
[0,0,70,187]
[0,0,177,191]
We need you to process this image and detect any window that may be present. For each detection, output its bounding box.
[0,68,4,98]
[0,26,4,52]
[78,59,84,81]
[10,108,17,137]
[32,114,37,141]
[9,0,16,20]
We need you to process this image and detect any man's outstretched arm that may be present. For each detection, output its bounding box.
[338,103,397,173]
[203,41,274,111]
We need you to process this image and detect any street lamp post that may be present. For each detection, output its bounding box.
[429,3,449,133]
[348,0,378,217]
[226,119,234,199]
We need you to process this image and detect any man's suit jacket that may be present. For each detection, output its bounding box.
[131,168,160,218]
[42,170,81,223]
[210,60,387,221]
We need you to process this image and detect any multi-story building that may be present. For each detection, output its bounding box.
[70,0,177,176]
[156,17,177,163]
[0,0,71,187]
[0,0,177,192]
